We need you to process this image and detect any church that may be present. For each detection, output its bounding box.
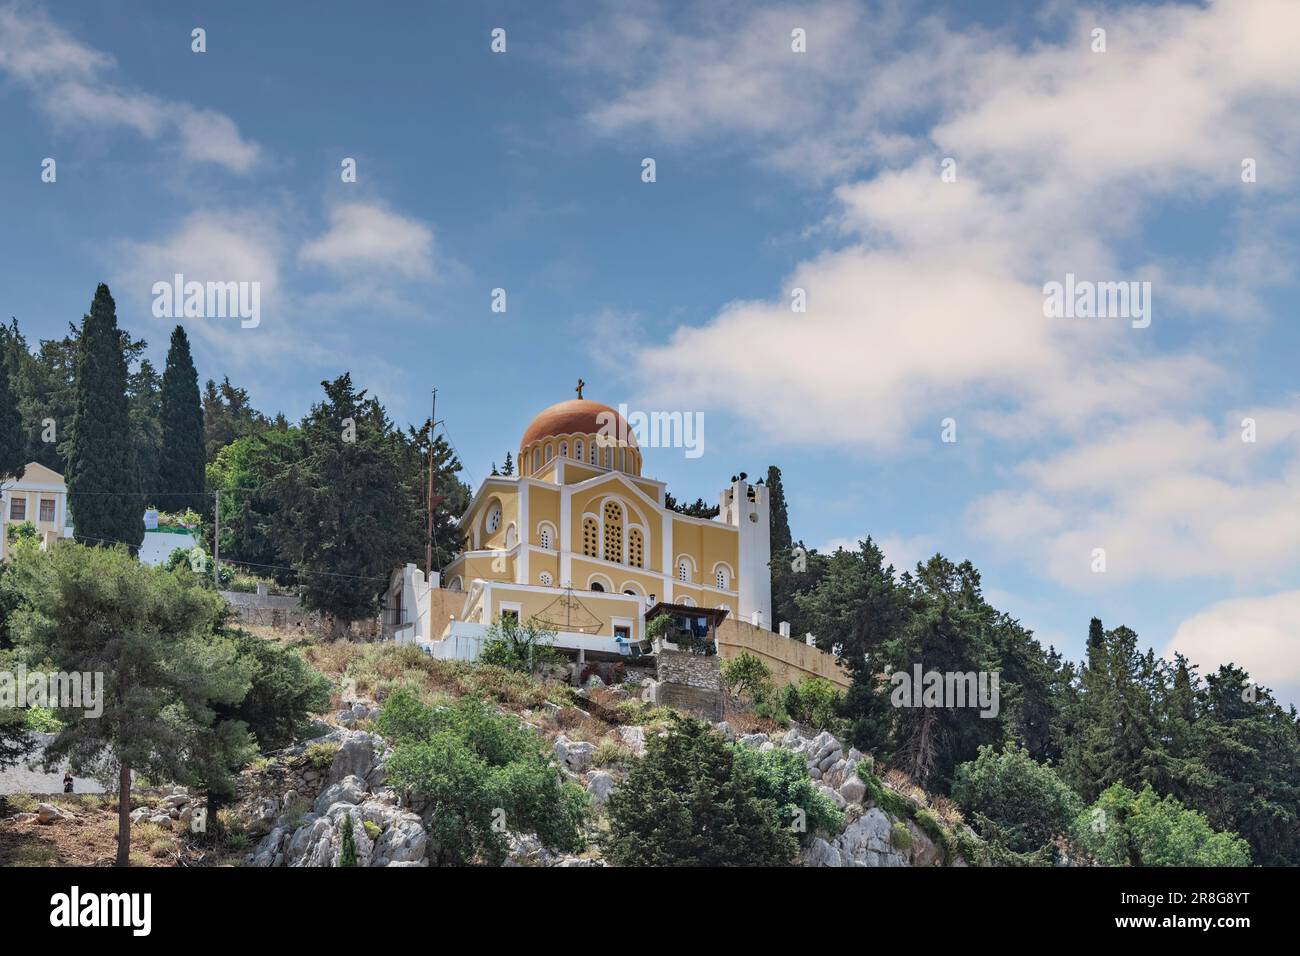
[385,386,773,662]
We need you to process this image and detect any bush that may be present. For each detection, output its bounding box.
[733,744,843,843]
[382,695,586,865]
[304,742,340,771]
[479,616,566,674]
[952,744,1082,855]
[22,706,62,733]
[781,676,844,732]
[373,688,436,744]
[890,821,913,851]
[1073,783,1252,867]
[720,651,773,703]
[604,715,799,866]
[338,814,357,867]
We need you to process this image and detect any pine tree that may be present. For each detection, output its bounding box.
[159,326,207,513]
[268,375,425,632]
[0,343,26,483]
[605,716,798,865]
[66,285,142,550]
[501,452,513,476]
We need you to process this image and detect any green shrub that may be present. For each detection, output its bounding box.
[951,744,1081,855]
[733,744,843,843]
[338,814,357,867]
[1072,783,1251,867]
[781,677,844,733]
[890,821,913,850]
[604,715,798,866]
[593,739,634,768]
[383,695,586,865]
[22,706,62,733]
[363,820,382,840]
[304,742,340,771]
[478,616,566,673]
[720,652,773,703]
[373,688,436,744]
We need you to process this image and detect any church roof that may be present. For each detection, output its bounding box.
[520,399,637,449]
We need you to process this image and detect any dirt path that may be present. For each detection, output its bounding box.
[0,734,107,795]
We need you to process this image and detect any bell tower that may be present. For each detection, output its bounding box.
[721,475,771,629]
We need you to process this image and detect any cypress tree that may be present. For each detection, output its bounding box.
[767,465,792,553]
[159,326,207,513]
[0,345,25,483]
[67,284,142,550]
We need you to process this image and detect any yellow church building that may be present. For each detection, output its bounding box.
[385,391,773,661]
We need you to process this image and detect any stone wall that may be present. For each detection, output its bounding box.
[655,649,723,720]
[716,618,851,691]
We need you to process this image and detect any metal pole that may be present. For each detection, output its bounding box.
[426,388,436,578]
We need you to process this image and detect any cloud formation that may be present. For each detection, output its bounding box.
[0,3,260,171]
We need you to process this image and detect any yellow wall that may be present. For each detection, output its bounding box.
[717,618,852,691]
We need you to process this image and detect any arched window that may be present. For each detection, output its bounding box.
[575,439,584,461]
[544,445,553,463]
[533,448,540,472]
[603,501,623,563]
[582,517,599,557]
[538,526,552,550]
[559,441,568,458]
[628,528,644,568]
[677,559,690,582]
[604,446,612,469]
[679,596,696,607]
[590,580,605,592]
[715,566,729,589]
[590,443,598,465]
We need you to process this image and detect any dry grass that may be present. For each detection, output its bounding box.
[882,767,929,808]
[0,793,180,867]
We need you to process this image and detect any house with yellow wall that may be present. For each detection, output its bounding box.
[0,462,72,559]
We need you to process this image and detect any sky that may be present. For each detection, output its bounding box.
[1,0,1298,705]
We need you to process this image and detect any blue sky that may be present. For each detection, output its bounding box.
[2,0,1299,704]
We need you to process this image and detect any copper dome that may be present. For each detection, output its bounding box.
[520,399,637,449]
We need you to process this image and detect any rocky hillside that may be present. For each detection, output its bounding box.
[228,651,981,867]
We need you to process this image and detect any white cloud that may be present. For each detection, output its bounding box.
[1168,591,1300,690]
[968,408,1300,588]
[578,0,1299,453]
[112,209,299,365]
[299,203,438,281]
[0,4,260,172]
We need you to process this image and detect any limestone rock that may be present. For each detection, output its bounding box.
[313,774,367,814]
[839,775,867,805]
[802,837,842,867]
[586,770,616,805]
[617,725,647,756]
